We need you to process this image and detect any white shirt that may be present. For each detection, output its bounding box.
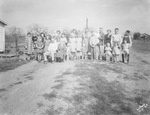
[48,42,58,52]
[111,34,122,45]
[90,35,99,47]
[61,37,67,43]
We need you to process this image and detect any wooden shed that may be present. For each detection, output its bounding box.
[0,19,7,52]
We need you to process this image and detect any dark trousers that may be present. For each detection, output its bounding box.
[91,47,95,60]
[122,54,130,63]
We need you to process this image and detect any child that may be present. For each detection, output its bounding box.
[44,38,58,63]
[121,40,131,63]
[24,32,33,60]
[112,42,120,63]
[35,35,45,62]
[76,35,83,60]
[81,43,86,60]
[56,38,67,62]
[32,35,38,60]
[105,43,112,62]
[66,43,71,61]
[61,33,67,44]
[70,35,77,60]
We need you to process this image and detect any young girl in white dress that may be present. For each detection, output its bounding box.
[112,42,120,63]
[121,40,131,63]
[105,43,112,62]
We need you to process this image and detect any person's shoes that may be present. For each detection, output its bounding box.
[44,61,47,64]
[124,60,127,63]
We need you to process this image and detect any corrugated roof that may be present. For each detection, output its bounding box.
[0,19,7,26]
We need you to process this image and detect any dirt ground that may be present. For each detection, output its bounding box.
[0,40,150,115]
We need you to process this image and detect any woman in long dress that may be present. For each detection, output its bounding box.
[56,35,67,62]
[76,34,83,59]
[24,32,33,60]
[35,35,45,62]
[70,32,77,59]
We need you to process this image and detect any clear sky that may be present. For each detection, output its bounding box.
[0,0,150,34]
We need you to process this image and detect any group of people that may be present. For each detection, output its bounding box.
[89,28,132,63]
[24,27,132,64]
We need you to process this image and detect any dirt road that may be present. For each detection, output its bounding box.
[0,40,150,115]
[0,61,75,115]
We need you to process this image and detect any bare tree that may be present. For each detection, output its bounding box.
[133,32,141,40]
[6,26,24,55]
[27,24,48,35]
[6,26,23,41]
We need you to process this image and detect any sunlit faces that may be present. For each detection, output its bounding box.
[107,29,111,34]
[85,28,89,33]
[115,28,119,34]
[61,34,65,38]
[124,40,127,44]
[46,35,51,40]
[91,31,95,36]
[99,28,103,33]
[106,43,110,47]
[40,33,45,38]
[56,30,61,35]
[51,38,55,43]
[37,36,43,42]
[27,32,32,37]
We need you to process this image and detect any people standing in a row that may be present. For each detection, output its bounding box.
[24,28,132,64]
[87,28,132,63]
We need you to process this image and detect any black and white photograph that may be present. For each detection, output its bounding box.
[0,0,150,114]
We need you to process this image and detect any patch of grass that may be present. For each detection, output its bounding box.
[43,91,57,101]
[14,81,23,85]
[106,66,123,74]
[0,88,6,93]
[0,58,27,72]
[72,93,86,104]
[141,60,150,64]
[143,70,150,76]
[25,76,34,80]
[43,60,150,115]
[62,71,72,75]
[133,72,147,80]
[71,62,136,115]
[124,73,148,81]
[52,81,64,90]
[8,81,23,88]
[44,106,63,115]
[37,102,44,108]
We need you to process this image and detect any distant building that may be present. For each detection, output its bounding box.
[0,19,7,52]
